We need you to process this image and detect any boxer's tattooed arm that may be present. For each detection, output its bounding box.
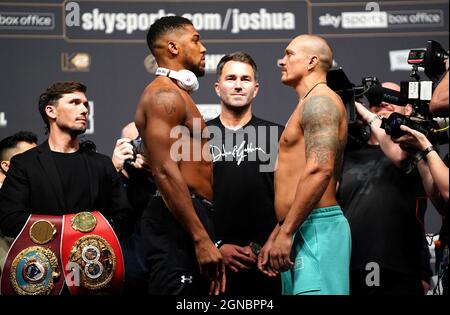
[301,96,340,168]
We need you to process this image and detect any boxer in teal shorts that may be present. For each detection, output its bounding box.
[258,35,350,295]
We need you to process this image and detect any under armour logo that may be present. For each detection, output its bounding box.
[181,275,193,284]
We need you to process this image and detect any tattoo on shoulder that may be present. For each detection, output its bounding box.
[154,89,180,116]
[301,96,341,165]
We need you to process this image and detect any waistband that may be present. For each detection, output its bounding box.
[305,205,343,220]
[153,190,213,206]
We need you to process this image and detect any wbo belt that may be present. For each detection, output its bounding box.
[0,214,64,295]
[153,190,213,206]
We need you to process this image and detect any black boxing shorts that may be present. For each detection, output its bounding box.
[141,192,215,295]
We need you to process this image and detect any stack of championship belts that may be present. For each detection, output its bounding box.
[0,211,124,295]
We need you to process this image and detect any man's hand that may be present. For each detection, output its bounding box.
[269,227,294,273]
[194,238,226,295]
[258,234,279,277]
[130,153,150,171]
[392,125,432,152]
[220,244,256,273]
[112,138,134,172]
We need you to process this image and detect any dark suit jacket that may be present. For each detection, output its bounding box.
[0,141,135,238]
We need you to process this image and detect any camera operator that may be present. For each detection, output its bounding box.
[391,82,449,295]
[112,122,154,294]
[430,59,449,116]
[337,82,431,295]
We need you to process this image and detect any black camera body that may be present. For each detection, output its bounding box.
[407,40,448,83]
[327,69,385,149]
[130,137,144,157]
[366,40,448,119]
[381,113,448,145]
[379,40,448,145]
[380,113,438,139]
[125,137,144,166]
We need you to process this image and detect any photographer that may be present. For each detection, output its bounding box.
[337,82,431,295]
[391,85,449,295]
[112,122,154,294]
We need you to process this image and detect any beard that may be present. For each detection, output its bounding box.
[186,62,205,78]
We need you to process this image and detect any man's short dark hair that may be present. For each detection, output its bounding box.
[216,51,259,82]
[146,16,193,55]
[0,131,38,161]
[38,81,87,132]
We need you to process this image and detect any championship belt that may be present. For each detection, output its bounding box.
[61,211,124,295]
[0,214,64,295]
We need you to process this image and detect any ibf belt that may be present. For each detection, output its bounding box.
[0,214,63,295]
[61,211,124,295]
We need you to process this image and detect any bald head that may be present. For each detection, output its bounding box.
[291,35,333,72]
[382,82,400,91]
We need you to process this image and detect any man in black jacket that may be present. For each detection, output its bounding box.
[0,81,134,239]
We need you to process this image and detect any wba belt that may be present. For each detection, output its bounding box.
[0,211,124,295]
[0,214,64,295]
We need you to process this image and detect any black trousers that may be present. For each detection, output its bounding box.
[141,195,215,295]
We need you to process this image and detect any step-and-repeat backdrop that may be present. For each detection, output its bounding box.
[1,0,448,230]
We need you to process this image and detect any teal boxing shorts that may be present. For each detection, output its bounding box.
[281,205,351,295]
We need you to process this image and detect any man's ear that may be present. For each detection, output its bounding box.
[168,41,179,55]
[0,160,9,174]
[45,104,57,120]
[253,82,260,98]
[308,55,319,71]
[214,82,221,97]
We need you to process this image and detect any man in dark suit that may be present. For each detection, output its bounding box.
[0,81,134,239]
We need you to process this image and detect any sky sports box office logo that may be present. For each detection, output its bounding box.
[315,1,445,32]
[0,12,54,30]
[318,10,443,29]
